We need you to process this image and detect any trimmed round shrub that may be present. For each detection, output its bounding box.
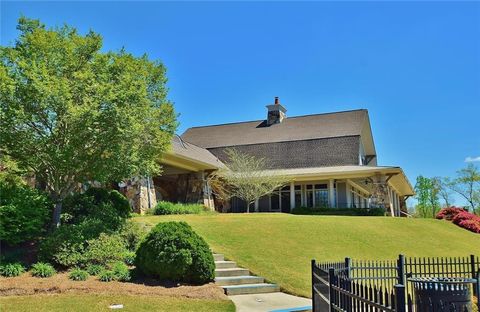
[30,262,56,278]
[98,269,116,282]
[86,264,104,276]
[135,221,214,284]
[0,262,25,277]
[0,182,51,245]
[69,268,89,281]
[83,233,128,266]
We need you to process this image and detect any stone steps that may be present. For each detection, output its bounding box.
[215,260,237,269]
[215,267,250,277]
[215,275,265,286]
[222,283,280,296]
[213,253,279,296]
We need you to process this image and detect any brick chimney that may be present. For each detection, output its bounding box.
[266,97,287,125]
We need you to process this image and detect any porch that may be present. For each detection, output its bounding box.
[230,166,414,216]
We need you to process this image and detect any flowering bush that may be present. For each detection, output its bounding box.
[452,211,480,225]
[437,207,480,234]
[435,207,465,220]
[458,219,480,234]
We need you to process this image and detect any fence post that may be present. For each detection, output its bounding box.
[471,255,478,297]
[394,284,406,312]
[311,259,316,312]
[328,268,335,312]
[397,254,406,286]
[345,257,352,278]
[476,271,480,309]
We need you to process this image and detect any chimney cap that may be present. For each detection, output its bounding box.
[274,97,280,105]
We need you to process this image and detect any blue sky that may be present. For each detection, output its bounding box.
[2,1,479,206]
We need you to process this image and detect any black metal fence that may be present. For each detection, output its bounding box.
[312,255,480,312]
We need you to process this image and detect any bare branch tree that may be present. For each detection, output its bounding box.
[447,164,480,214]
[209,148,289,213]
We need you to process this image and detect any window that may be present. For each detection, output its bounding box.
[294,185,302,207]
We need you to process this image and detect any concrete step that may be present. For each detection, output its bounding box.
[213,254,224,261]
[215,268,250,277]
[215,275,264,286]
[222,283,280,295]
[215,260,237,269]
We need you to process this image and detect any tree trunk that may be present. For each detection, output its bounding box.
[53,201,62,228]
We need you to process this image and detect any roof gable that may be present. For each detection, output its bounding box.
[181,109,369,149]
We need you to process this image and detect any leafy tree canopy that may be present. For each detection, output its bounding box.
[0,17,177,225]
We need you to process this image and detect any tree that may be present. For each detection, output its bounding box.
[433,177,453,208]
[0,17,177,226]
[414,175,439,218]
[209,149,289,213]
[447,164,480,215]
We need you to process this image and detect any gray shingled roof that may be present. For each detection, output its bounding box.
[207,136,360,169]
[169,135,225,168]
[181,109,368,148]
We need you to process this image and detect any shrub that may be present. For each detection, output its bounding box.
[436,207,466,220]
[0,182,51,245]
[69,268,89,281]
[291,207,385,216]
[83,233,128,266]
[38,218,107,267]
[0,262,25,277]
[86,264,104,276]
[109,261,131,282]
[152,201,207,215]
[135,221,214,284]
[62,188,130,230]
[30,262,56,278]
[119,221,147,251]
[124,251,136,266]
[458,219,480,234]
[452,211,480,225]
[98,269,116,282]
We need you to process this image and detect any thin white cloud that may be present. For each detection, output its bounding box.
[465,156,480,162]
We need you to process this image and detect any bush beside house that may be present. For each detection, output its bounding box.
[135,221,215,284]
[150,201,208,215]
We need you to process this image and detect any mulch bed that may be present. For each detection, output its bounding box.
[0,273,227,300]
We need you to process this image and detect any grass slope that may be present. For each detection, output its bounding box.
[0,294,235,312]
[135,213,480,297]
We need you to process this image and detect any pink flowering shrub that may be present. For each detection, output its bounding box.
[435,207,465,220]
[457,219,480,234]
[451,210,480,234]
[436,207,480,234]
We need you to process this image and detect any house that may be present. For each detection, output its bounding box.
[129,97,414,216]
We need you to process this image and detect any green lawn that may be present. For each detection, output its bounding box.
[0,294,235,312]
[134,213,480,297]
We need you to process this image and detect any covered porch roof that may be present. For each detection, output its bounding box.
[160,136,225,172]
[261,165,415,196]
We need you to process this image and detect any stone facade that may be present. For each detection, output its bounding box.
[118,177,157,214]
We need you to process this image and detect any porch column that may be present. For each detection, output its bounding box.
[290,181,295,211]
[346,179,352,208]
[388,186,395,217]
[328,179,335,208]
